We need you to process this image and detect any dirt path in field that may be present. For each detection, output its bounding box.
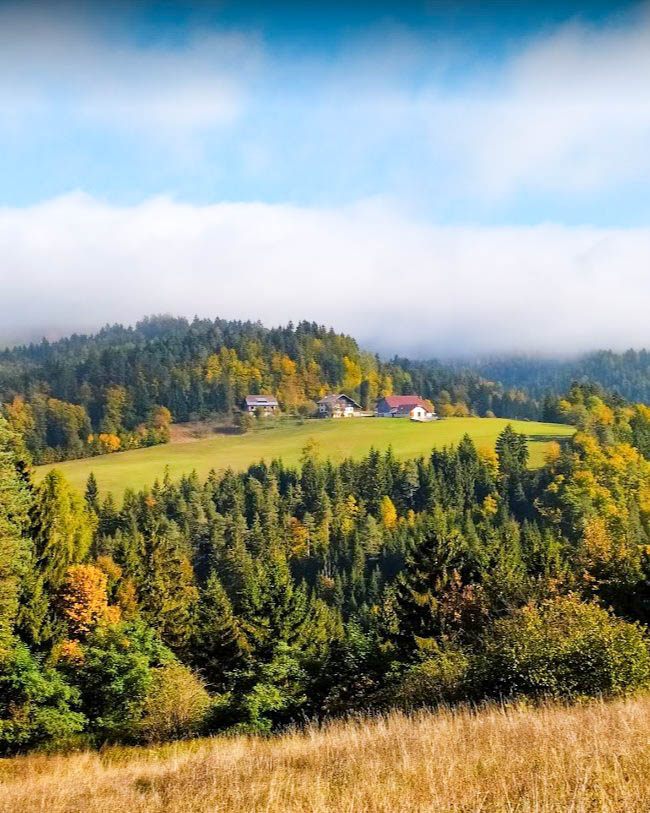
[168,422,214,443]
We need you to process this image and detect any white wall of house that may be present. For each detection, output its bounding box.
[409,406,434,422]
[248,404,277,415]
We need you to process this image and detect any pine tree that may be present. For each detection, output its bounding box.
[0,417,32,647]
[31,471,96,591]
[393,509,469,653]
[192,572,249,685]
[98,492,120,537]
[495,425,530,517]
[84,472,100,514]
[246,545,310,661]
[137,522,199,654]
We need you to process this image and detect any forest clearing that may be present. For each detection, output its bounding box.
[34,416,575,496]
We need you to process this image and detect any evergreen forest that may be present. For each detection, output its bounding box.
[4,367,650,753]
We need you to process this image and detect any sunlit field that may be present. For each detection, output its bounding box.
[34,417,575,496]
[2,696,650,813]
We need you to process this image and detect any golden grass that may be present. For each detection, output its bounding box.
[3,696,650,812]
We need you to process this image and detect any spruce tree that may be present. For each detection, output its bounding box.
[137,522,199,654]
[84,472,100,514]
[0,417,31,647]
[192,572,249,686]
[393,509,470,654]
[31,470,96,590]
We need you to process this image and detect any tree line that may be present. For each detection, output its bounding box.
[4,384,650,752]
[456,349,650,404]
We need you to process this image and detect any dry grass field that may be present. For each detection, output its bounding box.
[3,696,650,813]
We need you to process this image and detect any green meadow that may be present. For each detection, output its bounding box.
[34,417,575,497]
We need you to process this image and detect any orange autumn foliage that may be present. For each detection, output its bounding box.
[59,564,120,636]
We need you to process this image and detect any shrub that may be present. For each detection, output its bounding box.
[395,645,470,709]
[475,595,650,701]
[0,641,85,755]
[138,662,211,743]
[63,621,174,744]
[234,412,255,433]
[215,644,308,735]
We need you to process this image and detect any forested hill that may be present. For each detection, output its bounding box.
[4,314,650,465]
[0,315,540,463]
[451,350,650,404]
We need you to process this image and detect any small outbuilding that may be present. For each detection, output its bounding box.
[317,393,362,418]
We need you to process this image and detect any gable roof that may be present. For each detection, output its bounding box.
[318,393,362,409]
[245,395,279,407]
[379,395,428,409]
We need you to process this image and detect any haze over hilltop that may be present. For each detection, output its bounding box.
[2,1,650,354]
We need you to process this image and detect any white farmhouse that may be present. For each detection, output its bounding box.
[317,393,362,418]
[375,395,435,421]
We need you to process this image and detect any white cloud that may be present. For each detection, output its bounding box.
[307,4,650,204]
[428,5,650,200]
[0,6,254,136]
[1,193,649,356]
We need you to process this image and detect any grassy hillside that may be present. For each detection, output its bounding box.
[34,417,574,496]
[2,696,649,812]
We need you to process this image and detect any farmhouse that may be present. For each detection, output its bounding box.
[375,395,435,420]
[244,395,279,416]
[317,393,362,418]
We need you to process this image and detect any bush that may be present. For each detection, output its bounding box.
[234,412,255,433]
[214,644,308,735]
[0,641,85,755]
[138,662,211,742]
[395,645,470,709]
[474,595,650,701]
[297,401,317,418]
[63,621,174,744]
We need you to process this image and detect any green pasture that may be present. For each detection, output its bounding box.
[34,417,575,498]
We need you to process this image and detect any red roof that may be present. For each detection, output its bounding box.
[381,395,427,408]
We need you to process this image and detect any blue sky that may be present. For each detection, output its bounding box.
[1,1,650,354]
[1,0,645,224]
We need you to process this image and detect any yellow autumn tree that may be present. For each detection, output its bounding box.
[97,433,121,453]
[478,446,499,477]
[303,359,323,400]
[55,638,85,667]
[342,356,362,391]
[544,441,562,465]
[204,353,222,383]
[102,386,127,433]
[287,517,310,558]
[272,352,301,409]
[59,564,120,637]
[5,396,35,438]
[340,494,359,535]
[380,374,393,397]
[482,494,498,517]
[380,495,398,530]
[151,406,172,428]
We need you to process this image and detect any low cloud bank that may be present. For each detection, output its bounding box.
[1,193,649,357]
